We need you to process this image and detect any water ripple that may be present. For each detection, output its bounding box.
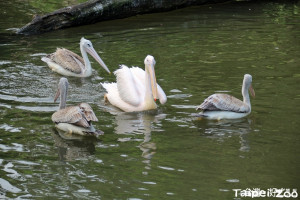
[142,181,156,185]
[0,178,22,193]
[0,124,22,133]
[16,105,56,112]
[0,93,53,104]
[158,166,175,171]
[0,143,29,152]
[0,61,12,65]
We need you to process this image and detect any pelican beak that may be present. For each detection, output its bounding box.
[148,62,158,101]
[54,89,60,102]
[249,84,255,98]
[86,46,111,74]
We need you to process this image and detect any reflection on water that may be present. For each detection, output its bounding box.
[194,117,254,152]
[52,129,97,161]
[109,109,166,163]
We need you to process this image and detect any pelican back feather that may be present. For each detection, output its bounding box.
[79,103,98,122]
[52,106,90,128]
[197,94,249,113]
[51,48,84,74]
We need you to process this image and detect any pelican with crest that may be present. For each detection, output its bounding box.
[101,55,167,112]
[42,37,110,77]
[52,77,103,136]
[196,74,255,120]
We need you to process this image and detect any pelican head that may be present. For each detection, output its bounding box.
[54,77,69,109]
[144,55,158,101]
[243,74,255,98]
[80,37,111,74]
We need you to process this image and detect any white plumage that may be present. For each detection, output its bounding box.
[101,55,167,112]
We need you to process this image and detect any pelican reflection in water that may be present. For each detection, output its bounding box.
[194,117,253,152]
[52,129,96,161]
[42,37,110,77]
[52,77,103,137]
[101,55,167,112]
[111,110,166,160]
[196,74,255,120]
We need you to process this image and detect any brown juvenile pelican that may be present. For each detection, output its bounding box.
[101,55,167,112]
[196,74,255,120]
[42,37,110,77]
[52,77,103,136]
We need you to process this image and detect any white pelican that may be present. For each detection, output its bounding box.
[52,77,103,136]
[42,37,110,77]
[101,55,167,112]
[196,74,255,120]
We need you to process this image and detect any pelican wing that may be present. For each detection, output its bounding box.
[51,106,90,128]
[130,67,167,104]
[79,103,98,122]
[197,94,249,113]
[114,65,143,107]
[129,67,145,82]
[50,48,84,74]
[102,82,137,111]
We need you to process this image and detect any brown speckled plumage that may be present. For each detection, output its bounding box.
[51,77,103,136]
[52,104,98,128]
[197,94,250,113]
[49,48,84,74]
[196,74,254,120]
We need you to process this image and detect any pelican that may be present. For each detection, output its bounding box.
[52,77,103,136]
[42,37,110,77]
[101,55,167,112]
[196,74,255,120]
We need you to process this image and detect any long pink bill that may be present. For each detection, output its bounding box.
[250,85,255,98]
[86,47,111,74]
[148,63,158,101]
[54,89,60,102]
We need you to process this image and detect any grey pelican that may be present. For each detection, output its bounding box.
[52,77,103,136]
[42,37,110,77]
[196,74,255,120]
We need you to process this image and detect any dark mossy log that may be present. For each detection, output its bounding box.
[17,0,232,35]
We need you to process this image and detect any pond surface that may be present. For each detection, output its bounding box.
[0,0,299,199]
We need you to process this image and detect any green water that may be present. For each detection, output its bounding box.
[0,1,299,199]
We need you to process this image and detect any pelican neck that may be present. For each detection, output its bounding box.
[80,44,92,76]
[242,81,251,109]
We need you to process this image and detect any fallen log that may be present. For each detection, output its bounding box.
[17,0,231,35]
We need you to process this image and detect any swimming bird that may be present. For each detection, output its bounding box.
[52,77,103,136]
[196,74,255,120]
[101,55,167,112]
[42,37,110,77]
